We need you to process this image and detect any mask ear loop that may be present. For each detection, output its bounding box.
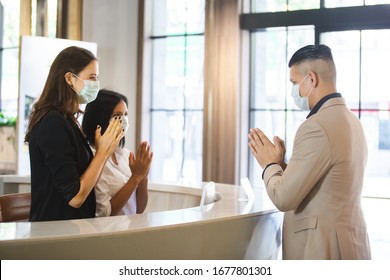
[298,74,309,86]
[296,74,309,98]
[299,73,314,98]
[305,74,315,110]
[64,72,80,97]
[307,86,314,98]
[70,74,88,95]
[306,72,317,99]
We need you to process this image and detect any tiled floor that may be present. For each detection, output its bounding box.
[362,197,390,260]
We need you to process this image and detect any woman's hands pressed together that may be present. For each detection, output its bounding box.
[129,141,153,184]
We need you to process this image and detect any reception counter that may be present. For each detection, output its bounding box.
[0,178,282,260]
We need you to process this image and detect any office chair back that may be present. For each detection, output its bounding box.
[0,192,31,222]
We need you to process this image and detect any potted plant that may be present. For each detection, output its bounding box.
[0,112,17,174]
[0,112,17,127]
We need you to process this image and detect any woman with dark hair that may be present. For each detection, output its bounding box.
[25,46,123,221]
[82,89,153,216]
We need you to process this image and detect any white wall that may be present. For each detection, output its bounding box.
[82,0,139,152]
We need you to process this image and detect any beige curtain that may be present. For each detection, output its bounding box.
[57,0,82,40]
[203,0,240,184]
[20,0,81,40]
[20,0,32,36]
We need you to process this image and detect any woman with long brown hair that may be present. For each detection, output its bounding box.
[25,46,123,221]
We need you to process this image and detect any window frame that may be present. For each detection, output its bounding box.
[141,0,206,184]
[240,3,390,185]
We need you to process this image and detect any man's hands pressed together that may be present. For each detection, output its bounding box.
[248,128,286,169]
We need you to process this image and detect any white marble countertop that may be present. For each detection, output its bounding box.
[0,182,278,243]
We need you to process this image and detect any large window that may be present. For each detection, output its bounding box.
[321,29,390,191]
[0,0,58,174]
[0,0,20,117]
[0,0,58,117]
[148,0,205,184]
[249,26,313,188]
[242,1,390,195]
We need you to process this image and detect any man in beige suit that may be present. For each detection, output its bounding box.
[248,44,371,259]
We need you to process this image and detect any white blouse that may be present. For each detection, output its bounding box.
[94,147,137,217]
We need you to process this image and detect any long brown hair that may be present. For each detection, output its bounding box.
[25,46,97,142]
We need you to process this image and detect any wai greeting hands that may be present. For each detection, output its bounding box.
[248,128,286,169]
[129,141,153,183]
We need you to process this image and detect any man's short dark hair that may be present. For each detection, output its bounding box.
[288,44,334,68]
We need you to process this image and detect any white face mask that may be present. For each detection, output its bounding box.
[120,115,129,135]
[291,74,313,111]
[111,114,129,135]
[73,74,100,104]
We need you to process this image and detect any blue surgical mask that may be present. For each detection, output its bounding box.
[73,74,100,104]
[291,74,313,111]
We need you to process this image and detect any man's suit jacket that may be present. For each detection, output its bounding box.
[263,97,371,259]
